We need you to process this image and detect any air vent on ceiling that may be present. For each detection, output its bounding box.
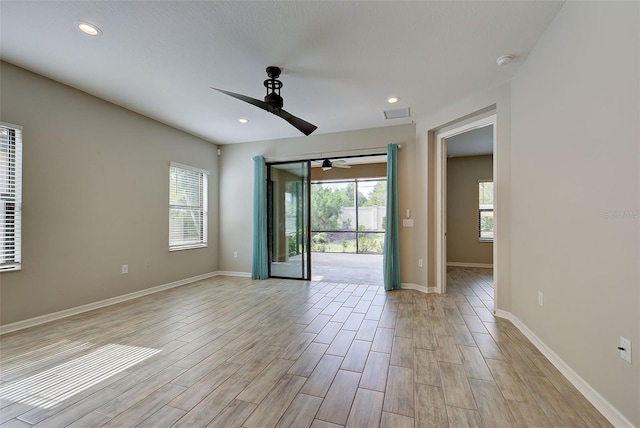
[384,107,411,120]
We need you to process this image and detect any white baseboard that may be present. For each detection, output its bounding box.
[494,310,635,428]
[0,272,218,335]
[213,271,251,278]
[447,262,493,268]
[401,283,436,294]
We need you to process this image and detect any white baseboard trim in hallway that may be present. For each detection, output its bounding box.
[401,283,436,293]
[213,271,251,278]
[447,262,493,268]
[494,310,634,428]
[0,272,218,335]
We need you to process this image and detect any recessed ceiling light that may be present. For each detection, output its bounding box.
[75,21,102,36]
[238,118,249,124]
[387,97,400,104]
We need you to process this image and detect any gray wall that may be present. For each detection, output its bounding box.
[0,62,219,325]
[510,2,639,424]
[446,155,493,265]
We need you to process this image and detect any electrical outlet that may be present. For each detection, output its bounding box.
[619,336,632,364]
[233,251,238,259]
[538,291,544,307]
[122,264,128,274]
[418,259,423,267]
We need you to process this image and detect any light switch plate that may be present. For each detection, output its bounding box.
[402,219,414,227]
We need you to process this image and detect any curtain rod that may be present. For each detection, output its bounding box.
[259,144,402,163]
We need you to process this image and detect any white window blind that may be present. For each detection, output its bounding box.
[0,122,23,271]
[478,180,494,241]
[169,162,208,251]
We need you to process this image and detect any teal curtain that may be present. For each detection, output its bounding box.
[384,144,401,290]
[252,156,268,279]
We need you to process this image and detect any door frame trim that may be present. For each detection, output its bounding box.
[435,114,497,295]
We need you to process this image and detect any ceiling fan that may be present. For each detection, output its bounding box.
[211,66,317,136]
[313,159,352,171]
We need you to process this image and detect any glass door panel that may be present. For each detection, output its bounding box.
[268,161,310,279]
[310,181,356,253]
[356,179,386,254]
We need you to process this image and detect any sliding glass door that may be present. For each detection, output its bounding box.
[267,161,311,280]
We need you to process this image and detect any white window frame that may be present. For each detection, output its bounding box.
[169,162,209,251]
[478,179,493,242]
[0,122,23,271]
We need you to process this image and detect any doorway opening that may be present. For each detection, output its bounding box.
[267,155,386,285]
[436,115,497,301]
[310,177,386,285]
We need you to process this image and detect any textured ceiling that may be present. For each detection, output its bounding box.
[0,1,563,145]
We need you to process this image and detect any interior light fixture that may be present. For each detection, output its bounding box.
[387,97,400,104]
[238,118,249,124]
[75,21,102,36]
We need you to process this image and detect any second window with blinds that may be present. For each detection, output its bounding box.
[169,162,209,251]
[478,180,494,242]
[0,122,22,271]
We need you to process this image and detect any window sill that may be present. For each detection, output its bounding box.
[169,243,208,252]
[0,264,22,272]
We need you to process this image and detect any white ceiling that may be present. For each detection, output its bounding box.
[0,1,563,145]
[446,125,494,157]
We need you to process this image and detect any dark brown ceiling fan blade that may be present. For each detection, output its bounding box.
[211,88,276,113]
[274,109,318,136]
[211,66,317,136]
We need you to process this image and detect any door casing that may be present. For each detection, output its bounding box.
[435,114,497,297]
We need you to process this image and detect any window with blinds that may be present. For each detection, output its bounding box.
[0,123,23,271]
[169,162,208,251]
[478,180,494,241]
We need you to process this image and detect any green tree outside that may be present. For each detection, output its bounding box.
[361,181,386,207]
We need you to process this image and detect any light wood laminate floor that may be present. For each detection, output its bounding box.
[0,267,611,427]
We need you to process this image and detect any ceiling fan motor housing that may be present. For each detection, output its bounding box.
[264,92,283,110]
[264,66,284,109]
